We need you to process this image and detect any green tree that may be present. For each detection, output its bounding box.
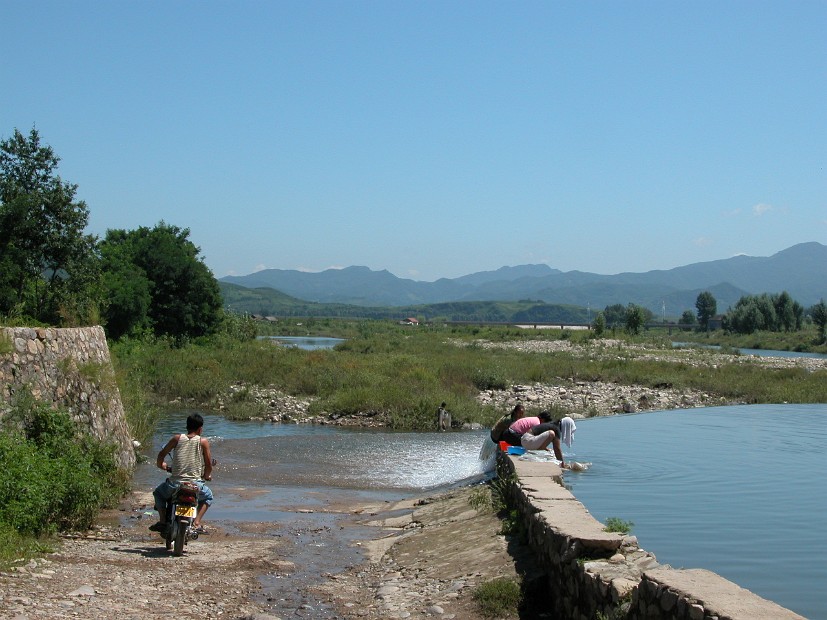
[603,304,626,328]
[811,299,827,343]
[592,311,606,337]
[0,128,99,323]
[98,237,152,339]
[99,222,222,340]
[679,310,696,327]
[695,291,717,331]
[625,304,647,335]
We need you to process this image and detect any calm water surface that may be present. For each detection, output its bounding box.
[672,341,827,359]
[138,404,824,618]
[258,336,345,350]
[565,404,825,619]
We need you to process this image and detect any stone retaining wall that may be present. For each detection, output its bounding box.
[497,454,804,620]
[0,326,135,471]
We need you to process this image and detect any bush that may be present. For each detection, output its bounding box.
[603,516,634,534]
[472,577,522,618]
[0,398,127,537]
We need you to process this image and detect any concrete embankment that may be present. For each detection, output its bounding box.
[498,453,805,620]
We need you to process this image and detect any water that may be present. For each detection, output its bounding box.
[135,415,494,528]
[672,341,827,359]
[137,405,824,618]
[258,336,345,350]
[563,404,826,619]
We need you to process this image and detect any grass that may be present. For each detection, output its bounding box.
[666,325,827,354]
[110,320,827,436]
[472,577,523,618]
[603,517,634,535]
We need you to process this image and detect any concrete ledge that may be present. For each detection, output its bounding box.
[634,568,805,620]
[496,450,805,620]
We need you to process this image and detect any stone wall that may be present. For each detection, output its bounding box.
[0,326,136,471]
[497,454,804,620]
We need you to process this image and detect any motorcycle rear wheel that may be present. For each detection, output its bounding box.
[172,521,186,556]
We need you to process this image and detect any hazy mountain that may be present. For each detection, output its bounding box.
[219,242,827,315]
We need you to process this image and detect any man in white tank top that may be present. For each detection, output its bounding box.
[150,413,214,534]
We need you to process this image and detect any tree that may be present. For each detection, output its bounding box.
[625,304,647,335]
[695,291,717,331]
[603,304,626,328]
[0,128,99,323]
[811,299,827,344]
[592,311,606,337]
[99,222,222,340]
[679,310,696,326]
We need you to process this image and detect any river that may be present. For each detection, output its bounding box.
[133,403,824,618]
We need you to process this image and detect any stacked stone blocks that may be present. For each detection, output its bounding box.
[0,326,136,471]
[497,453,803,619]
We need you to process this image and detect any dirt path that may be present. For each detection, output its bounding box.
[0,487,535,620]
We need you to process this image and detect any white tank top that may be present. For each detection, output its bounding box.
[171,434,203,482]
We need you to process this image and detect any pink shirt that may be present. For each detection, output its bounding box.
[509,417,540,435]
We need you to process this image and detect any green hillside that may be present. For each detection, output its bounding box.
[219,282,588,323]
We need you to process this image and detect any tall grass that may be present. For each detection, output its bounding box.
[110,321,827,434]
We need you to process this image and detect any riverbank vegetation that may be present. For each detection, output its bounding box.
[111,319,827,440]
[0,396,128,568]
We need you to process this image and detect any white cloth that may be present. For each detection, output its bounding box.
[559,417,576,448]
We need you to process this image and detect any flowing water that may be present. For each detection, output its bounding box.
[133,404,824,618]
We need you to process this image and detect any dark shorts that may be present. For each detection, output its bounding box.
[501,428,522,446]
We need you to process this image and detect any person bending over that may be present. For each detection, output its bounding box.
[520,411,577,469]
[490,404,525,445]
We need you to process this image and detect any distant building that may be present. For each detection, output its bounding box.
[400,317,419,326]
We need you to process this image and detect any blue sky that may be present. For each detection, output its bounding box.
[2,1,825,281]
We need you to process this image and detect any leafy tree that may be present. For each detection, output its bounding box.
[99,222,222,340]
[0,128,99,323]
[592,311,606,337]
[603,304,626,328]
[723,292,807,335]
[679,310,696,326]
[98,238,152,339]
[695,291,717,331]
[773,291,795,332]
[811,299,827,344]
[625,304,647,335]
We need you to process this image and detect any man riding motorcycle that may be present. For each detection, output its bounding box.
[149,413,214,534]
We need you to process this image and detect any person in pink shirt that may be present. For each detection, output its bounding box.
[511,410,578,468]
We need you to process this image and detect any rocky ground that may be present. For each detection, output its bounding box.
[0,487,534,620]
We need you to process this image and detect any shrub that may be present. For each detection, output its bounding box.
[603,517,634,534]
[472,577,522,618]
[0,398,127,536]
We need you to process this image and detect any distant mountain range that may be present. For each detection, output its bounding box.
[219,242,827,316]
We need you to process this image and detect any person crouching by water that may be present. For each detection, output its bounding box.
[490,404,526,446]
[150,413,214,535]
[522,411,577,469]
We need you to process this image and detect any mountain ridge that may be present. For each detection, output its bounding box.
[220,242,827,314]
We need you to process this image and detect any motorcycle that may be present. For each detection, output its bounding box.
[161,479,201,556]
